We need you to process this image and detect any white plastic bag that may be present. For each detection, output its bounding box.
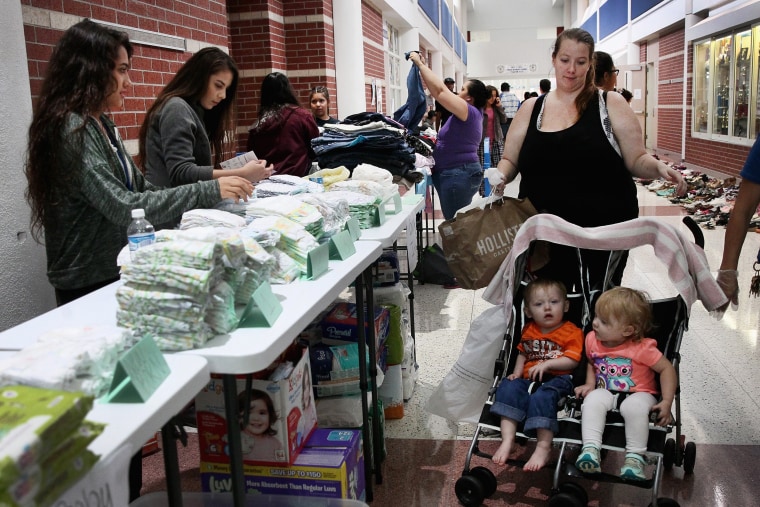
[425,305,507,424]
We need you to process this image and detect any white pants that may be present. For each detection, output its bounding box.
[581,389,657,454]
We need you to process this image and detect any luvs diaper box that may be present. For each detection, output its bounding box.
[200,428,364,500]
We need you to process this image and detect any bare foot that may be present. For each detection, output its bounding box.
[523,442,551,472]
[491,439,513,465]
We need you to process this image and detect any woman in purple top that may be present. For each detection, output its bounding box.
[408,52,489,220]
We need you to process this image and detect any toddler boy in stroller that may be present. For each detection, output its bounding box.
[490,278,583,471]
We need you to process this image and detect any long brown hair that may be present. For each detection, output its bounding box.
[552,28,597,117]
[138,47,239,171]
[25,19,132,242]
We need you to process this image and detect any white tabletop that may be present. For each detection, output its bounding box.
[358,195,424,248]
[0,242,381,377]
[86,354,209,457]
[52,354,209,505]
[181,240,383,374]
[0,282,122,351]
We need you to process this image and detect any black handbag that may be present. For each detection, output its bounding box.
[413,243,456,286]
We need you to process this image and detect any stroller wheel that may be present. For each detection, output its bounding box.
[469,467,497,497]
[663,438,676,470]
[683,441,696,474]
[548,492,585,507]
[648,498,680,507]
[557,482,588,505]
[455,474,486,507]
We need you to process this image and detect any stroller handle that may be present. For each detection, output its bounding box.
[682,216,704,249]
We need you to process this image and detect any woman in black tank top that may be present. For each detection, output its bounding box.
[491,28,686,286]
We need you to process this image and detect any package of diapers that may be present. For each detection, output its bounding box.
[0,385,94,495]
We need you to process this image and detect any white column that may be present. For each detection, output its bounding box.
[333,0,366,118]
[0,3,56,330]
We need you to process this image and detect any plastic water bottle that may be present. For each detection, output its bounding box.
[482,137,492,196]
[127,208,155,260]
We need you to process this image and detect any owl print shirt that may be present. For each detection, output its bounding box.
[584,332,662,395]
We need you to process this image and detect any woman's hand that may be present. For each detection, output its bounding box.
[407,51,423,66]
[715,269,740,312]
[241,159,274,182]
[658,163,688,196]
[218,176,254,202]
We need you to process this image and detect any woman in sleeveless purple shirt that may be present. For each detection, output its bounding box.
[408,52,489,221]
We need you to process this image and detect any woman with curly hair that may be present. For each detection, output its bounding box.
[24,19,252,307]
[247,72,319,177]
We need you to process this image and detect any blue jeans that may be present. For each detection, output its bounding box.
[490,375,574,436]
[432,162,483,220]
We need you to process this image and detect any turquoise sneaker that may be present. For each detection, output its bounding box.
[620,453,647,480]
[575,445,601,474]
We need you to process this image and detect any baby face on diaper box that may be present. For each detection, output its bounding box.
[196,346,316,467]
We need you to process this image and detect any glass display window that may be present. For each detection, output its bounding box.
[733,29,751,139]
[692,25,758,146]
[693,40,710,133]
[712,35,731,136]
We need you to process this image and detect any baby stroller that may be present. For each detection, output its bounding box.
[453,214,727,507]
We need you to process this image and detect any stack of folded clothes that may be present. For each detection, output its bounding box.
[311,112,421,183]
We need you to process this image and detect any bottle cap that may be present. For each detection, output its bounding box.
[131,208,145,219]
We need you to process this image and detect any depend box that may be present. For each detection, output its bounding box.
[321,303,390,349]
[195,346,317,466]
[200,429,364,501]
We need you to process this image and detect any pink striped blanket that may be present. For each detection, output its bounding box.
[482,214,727,313]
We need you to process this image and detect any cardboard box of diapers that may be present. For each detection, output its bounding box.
[200,428,365,500]
[195,344,317,467]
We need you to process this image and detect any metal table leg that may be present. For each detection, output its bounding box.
[222,374,246,506]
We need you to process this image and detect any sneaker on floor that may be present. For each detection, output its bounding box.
[620,453,647,480]
[575,445,601,474]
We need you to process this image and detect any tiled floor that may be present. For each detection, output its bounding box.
[142,180,760,506]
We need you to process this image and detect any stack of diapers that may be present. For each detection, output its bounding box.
[0,326,135,397]
[0,385,103,507]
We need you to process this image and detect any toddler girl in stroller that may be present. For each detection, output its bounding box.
[574,287,677,480]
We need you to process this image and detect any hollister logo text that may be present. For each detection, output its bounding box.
[476,225,521,257]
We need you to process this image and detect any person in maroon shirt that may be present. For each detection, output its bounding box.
[247,72,319,177]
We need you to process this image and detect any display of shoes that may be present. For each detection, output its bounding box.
[635,162,749,230]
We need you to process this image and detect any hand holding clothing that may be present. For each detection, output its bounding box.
[218,176,254,202]
[240,159,274,182]
[715,269,740,313]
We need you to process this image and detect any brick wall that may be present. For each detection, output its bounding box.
[656,29,684,154]
[23,0,229,151]
[228,0,336,151]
